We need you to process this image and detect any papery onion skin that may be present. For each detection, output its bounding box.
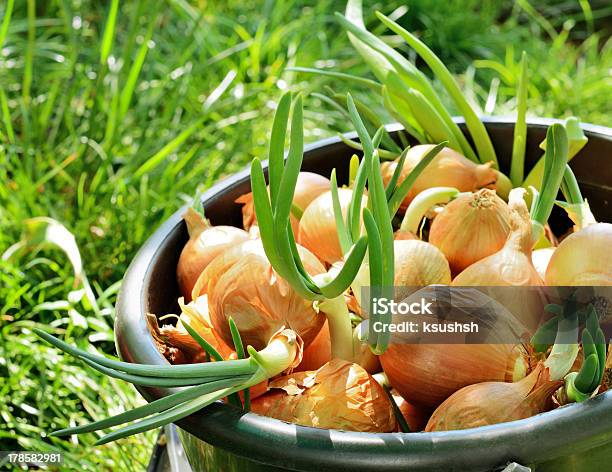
[146,295,234,363]
[298,188,367,265]
[429,189,512,275]
[381,145,497,211]
[236,171,330,234]
[177,208,249,301]
[251,359,395,432]
[545,223,612,286]
[381,343,529,409]
[425,363,562,431]
[192,239,325,351]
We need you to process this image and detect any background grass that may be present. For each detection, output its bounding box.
[0,0,610,470]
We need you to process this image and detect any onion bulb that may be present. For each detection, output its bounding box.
[251,359,395,432]
[236,171,330,234]
[381,343,529,409]
[146,295,234,364]
[452,189,543,287]
[532,247,555,280]
[298,188,367,265]
[429,189,512,274]
[381,145,497,211]
[177,208,249,301]
[545,223,612,286]
[390,389,429,432]
[425,363,562,431]
[296,321,331,371]
[192,239,325,351]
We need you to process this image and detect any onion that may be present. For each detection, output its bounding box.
[251,359,395,432]
[298,188,367,265]
[192,239,325,351]
[146,295,234,363]
[429,189,512,274]
[177,208,249,301]
[381,343,529,409]
[390,389,429,432]
[425,363,562,431]
[296,321,331,371]
[381,145,497,211]
[532,247,555,280]
[236,171,330,234]
[545,223,612,286]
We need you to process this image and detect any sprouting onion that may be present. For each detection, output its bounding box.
[34,326,302,444]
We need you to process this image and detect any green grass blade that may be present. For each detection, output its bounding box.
[286,67,382,91]
[385,148,408,200]
[181,320,223,362]
[134,117,206,178]
[228,317,249,410]
[510,52,528,187]
[0,0,15,51]
[0,87,15,144]
[100,0,120,66]
[23,0,35,103]
[318,236,368,299]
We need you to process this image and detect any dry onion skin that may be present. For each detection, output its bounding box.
[177,208,249,301]
[298,188,367,265]
[545,223,612,286]
[251,359,395,432]
[425,363,562,431]
[192,239,325,351]
[146,295,234,363]
[429,189,512,274]
[236,171,330,234]
[381,145,497,211]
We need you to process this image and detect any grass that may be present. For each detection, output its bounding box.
[0,0,610,470]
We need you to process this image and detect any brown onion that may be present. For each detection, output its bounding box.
[381,343,529,409]
[429,189,512,274]
[251,359,395,432]
[390,389,429,432]
[298,188,367,265]
[381,145,497,211]
[545,223,612,286]
[192,239,325,351]
[236,171,330,234]
[296,321,331,372]
[177,208,249,301]
[425,363,562,431]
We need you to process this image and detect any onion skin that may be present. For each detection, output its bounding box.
[192,239,325,351]
[425,363,562,431]
[177,208,249,301]
[395,240,452,286]
[452,191,542,287]
[429,189,512,275]
[545,223,612,286]
[381,145,497,211]
[298,188,367,265]
[296,321,331,371]
[532,247,555,280]
[381,343,528,409]
[251,359,395,432]
[146,296,234,363]
[236,171,330,234]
